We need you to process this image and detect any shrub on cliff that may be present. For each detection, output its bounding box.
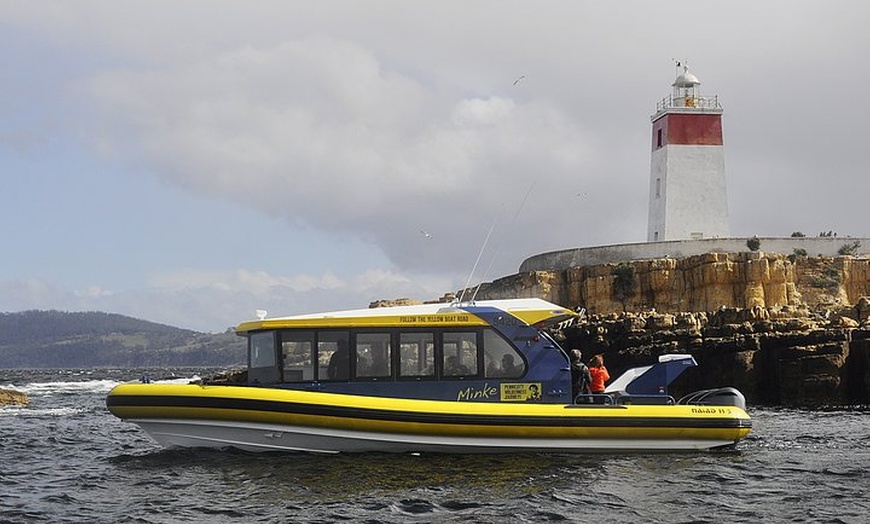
[788,248,808,263]
[837,240,861,256]
[746,236,761,251]
[612,263,637,312]
[811,264,842,293]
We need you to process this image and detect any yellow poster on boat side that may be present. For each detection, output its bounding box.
[500,383,542,402]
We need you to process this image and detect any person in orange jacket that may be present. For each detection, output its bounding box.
[588,354,610,394]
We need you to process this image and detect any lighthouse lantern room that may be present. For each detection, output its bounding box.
[647,64,730,242]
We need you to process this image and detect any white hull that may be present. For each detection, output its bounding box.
[131,418,738,454]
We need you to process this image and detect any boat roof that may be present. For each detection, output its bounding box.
[235,298,577,333]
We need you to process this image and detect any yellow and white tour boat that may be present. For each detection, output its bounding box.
[106,298,751,453]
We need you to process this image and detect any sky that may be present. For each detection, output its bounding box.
[1,1,868,333]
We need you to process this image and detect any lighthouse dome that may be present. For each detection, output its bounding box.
[673,70,700,87]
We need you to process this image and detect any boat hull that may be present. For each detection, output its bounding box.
[107,383,752,453]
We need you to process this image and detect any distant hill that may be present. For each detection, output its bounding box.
[0,310,245,368]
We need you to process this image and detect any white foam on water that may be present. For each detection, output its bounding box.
[155,375,201,385]
[136,373,203,385]
[9,379,123,396]
[0,405,86,417]
[3,374,202,397]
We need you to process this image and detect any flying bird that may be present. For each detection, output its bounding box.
[512,75,526,86]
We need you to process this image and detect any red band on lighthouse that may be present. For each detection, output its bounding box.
[651,113,723,150]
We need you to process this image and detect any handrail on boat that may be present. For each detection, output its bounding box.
[573,393,614,405]
[614,394,676,406]
[574,393,677,406]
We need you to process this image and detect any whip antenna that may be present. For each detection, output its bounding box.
[469,181,537,302]
[458,218,498,304]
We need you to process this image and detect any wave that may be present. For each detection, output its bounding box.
[2,375,200,397]
[4,379,122,396]
[137,374,202,385]
[0,406,87,418]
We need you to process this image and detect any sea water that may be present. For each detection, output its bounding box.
[1,368,868,523]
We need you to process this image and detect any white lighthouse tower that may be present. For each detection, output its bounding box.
[647,64,730,242]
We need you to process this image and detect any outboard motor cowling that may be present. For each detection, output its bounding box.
[678,387,746,411]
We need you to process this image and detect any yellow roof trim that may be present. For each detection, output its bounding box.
[235,298,576,334]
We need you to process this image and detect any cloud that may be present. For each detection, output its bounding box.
[80,36,600,279]
[149,268,346,294]
[0,279,73,310]
[76,286,114,299]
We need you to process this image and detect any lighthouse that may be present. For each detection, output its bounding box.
[647,64,730,242]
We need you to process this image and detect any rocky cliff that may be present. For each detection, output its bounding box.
[470,252,870,315]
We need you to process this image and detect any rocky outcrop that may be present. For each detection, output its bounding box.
[471,253,870,316]
[454,271,569,305]
[0,388,29,406]
[369,298,423,308]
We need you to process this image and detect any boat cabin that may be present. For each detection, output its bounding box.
[234,299,578,403]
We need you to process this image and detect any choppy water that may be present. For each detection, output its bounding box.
[1,368,868,523]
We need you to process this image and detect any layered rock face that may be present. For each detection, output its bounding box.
[473,252,870,316]
[464,253,870,406]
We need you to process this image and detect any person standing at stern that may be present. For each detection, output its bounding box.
[588,354,610,394]
[569,349,591,402]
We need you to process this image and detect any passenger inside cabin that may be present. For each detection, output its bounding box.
[356,353,372,376]
[444,355,469,376]
[369,351,389,377]
[485,353,500,377]
[500,354,520,377]
[327,341,350,380]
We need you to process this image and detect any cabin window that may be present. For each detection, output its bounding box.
[442,332,478,377]
[250,332,277,368]
[399,332,435,378]
[483,328,525,379]
[248,331,281,385]
[281,330,314,382]
[318,331,350,381]
[356,333,392,379]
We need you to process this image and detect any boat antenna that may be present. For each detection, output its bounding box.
[457,217,498,304]
[469,181,536,302]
